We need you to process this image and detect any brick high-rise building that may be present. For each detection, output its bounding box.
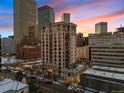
[41,22,76,78]
[14,0,37,44]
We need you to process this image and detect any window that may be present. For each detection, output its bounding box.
[67,26,70,31]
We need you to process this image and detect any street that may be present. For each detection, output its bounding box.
[27,77,74,93]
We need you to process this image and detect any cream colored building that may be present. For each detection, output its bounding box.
[76,46,89,61]
[41,22,76,78]
[89,31,124,68]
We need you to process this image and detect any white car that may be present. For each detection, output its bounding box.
[74,88,84,93]
[53,81,60,85]
[68,83,78,90]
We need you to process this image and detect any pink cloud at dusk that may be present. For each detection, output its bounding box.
[1,0,124,37]
[0,26,13,31]
[49,0,63,7]
[75,8,124,24]
[54,0,122,18]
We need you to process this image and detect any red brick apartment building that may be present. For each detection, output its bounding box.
[17,45,41,60]
[16,26,41,60]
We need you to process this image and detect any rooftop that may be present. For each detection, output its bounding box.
[84,68,124,81]
[38,5,53,11]
[92,65,124,73]
[0,78,28,93]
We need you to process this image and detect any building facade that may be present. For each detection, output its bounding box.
[17,26,41,60]
[80,26,124,93]
[38,5,55,26]
[76,46,89,61]
[41,22,76,78]
[89,29,124,68]
[1,37,16,55]
[95,22,107,34]
[76,33,88,47]
[38,5,55,41]
[61,13,70,23]
[14,0,37,44]
[80,66,124,93]
[76,33,83,47]
[116,26,124,32]
[17,45,41,60]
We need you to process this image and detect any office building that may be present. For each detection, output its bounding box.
[38,5,55,25]
[95,22,107,34]
[80,26,124,92]
[76,33,88,47]
[76,33,83,47]
[81,31,124,92]
[1,37,16,55]
[116,26,124,32]
[61,13,70,23]
[14,0,37,44]
[89,30,124,68]
[41,22,76,78]
[37,5,55,41]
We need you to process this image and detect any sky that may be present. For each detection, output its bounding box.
[0,0,124,37]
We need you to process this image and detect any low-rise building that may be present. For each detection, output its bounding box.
[76,46,89,61]
[17,45,41,60]
[1,36,16,55]
[17,26,41,60]
[80,66,124,93]
[0,78,29,93]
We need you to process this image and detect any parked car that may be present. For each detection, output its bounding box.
[68,83,78,90]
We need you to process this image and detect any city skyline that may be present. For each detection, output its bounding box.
[0,0,124,37]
